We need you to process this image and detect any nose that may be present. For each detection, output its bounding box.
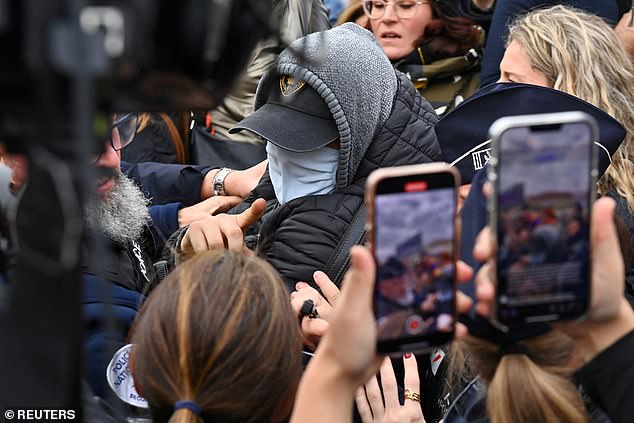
[382,3,399,21]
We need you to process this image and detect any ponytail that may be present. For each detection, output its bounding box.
[488,352,586,423]
[168,400,203,423]
[461,331,587,423]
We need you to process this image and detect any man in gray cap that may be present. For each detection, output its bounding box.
[169,23,442,291]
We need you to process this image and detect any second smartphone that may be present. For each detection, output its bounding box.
[366,163,460,355]
[488,111,597,330]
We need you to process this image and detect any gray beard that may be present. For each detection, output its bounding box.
[85,170,151,245]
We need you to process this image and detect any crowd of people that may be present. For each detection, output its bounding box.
[2,0,634,422]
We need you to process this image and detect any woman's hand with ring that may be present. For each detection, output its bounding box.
[355,354,425,423]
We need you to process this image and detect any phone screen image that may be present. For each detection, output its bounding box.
[495,121,593,326]
[373,172,456,353]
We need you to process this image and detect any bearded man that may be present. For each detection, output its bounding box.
[3,116,177,406]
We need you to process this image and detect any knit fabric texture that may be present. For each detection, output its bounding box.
[254,23,398,188]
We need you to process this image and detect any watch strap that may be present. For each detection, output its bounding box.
[212,167,233,196]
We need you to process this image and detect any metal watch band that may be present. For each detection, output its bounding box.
[212,167,233,196]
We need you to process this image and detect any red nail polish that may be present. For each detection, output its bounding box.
[405,353,412,359]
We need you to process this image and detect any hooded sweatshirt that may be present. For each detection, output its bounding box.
[169,24,442,290]
[254,23,399,189]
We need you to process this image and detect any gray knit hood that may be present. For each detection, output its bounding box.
[253,23,398,188]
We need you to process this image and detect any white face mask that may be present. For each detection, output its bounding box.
[267,142,339,205]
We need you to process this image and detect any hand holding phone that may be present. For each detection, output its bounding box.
[366,163,460,355]
[488,112,597,330]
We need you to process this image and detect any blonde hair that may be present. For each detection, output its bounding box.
[508,5,634,211]
[457,331,587,423]
[136,112,152,133]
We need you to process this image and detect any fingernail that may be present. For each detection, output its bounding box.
[290,292,296,299]
[296,282,307,290]
[313,271,324,280]
[404,352,412,359]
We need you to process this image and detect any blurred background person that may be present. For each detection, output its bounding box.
[207,0,330,144]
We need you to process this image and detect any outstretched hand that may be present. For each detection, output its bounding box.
[180,198,266,253]
[177,195,243,227]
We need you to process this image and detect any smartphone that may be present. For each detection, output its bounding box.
[366,163,460,355]
[488,111,597,330]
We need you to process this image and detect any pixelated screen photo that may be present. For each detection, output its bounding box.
[374,186,455,342]
[496,122,592,321]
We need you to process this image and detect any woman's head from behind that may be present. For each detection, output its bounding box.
[459,331,587,423]
[363,0,479,60]
[130,250,302,423]
[501,5,634,211]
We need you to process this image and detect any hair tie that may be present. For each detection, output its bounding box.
[174,400,203,416]
[498,343,532,360]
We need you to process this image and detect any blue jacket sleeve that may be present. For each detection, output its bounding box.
[148,202,181,254]
[121,161,214,206]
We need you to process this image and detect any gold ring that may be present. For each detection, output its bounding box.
[404,389,420,402]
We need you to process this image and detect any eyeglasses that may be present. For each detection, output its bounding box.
[110,112,139,151]
[361,0,428,19]
[94,112,139,152]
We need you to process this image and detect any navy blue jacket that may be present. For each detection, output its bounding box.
[480,0,622,87]
[85,162,211,400]
[122,161,214,250]
[121,161,212,206]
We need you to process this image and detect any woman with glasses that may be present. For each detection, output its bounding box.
[359,0,484,116]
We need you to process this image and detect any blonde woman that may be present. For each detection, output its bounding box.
[496,5,634,303]
[443,8,634,420]
[499,5,634,215]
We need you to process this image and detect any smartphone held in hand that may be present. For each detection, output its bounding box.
[488,111,598,330]
[366,163,460,355]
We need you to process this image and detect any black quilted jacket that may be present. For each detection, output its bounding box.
[169,73,442,291]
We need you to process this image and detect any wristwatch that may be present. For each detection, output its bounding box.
[212,167,234,196]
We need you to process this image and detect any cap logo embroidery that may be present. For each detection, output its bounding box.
[280,75,305,96]
[472,148,492,171]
